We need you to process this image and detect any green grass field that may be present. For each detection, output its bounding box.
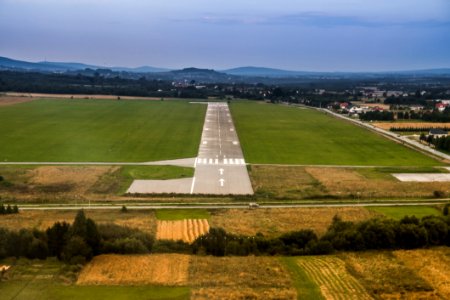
[155,209,210,220]
[368,206,441,220]
[0,99,206,162]
[231,102,442,166]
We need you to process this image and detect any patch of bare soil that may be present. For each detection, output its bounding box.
[0,96,34,106]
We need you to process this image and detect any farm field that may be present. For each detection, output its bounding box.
[373,122,450,130]
[156,209,211,220]
[156,219,210,243]
[0,209,157,234]
[77,254,190,286]
[230,102,442,166]
[367,206,442,220]
[0,165,193,200]
[3,248,450,299]
[210,207,378,237]
[0,99,206,162]
[0,257,189,300]
[249,165,450,200]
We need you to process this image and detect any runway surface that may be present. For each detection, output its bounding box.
[191,102,253,195]
[128,102,254,195]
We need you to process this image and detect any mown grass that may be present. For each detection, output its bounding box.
[0,99,206,162]
[155,209,210,220]
[280,257,325,300]
[231,102,442,166]
[367,206,441,220]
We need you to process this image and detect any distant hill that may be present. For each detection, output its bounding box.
[223,66,315,77]
[0,56,168,73]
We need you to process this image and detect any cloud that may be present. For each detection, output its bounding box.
[180,12,450,29]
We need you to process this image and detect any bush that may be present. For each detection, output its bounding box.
[443,203,450,216]
[433,190,446,198]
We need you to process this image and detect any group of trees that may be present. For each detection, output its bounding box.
[0,210,154,264]
[420,134,450,152]
[193,214,450,256]
[1,209,450,263]
[359,111,394,121]
[0,204,19,215]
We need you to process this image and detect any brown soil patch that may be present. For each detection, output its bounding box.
[341,252,438,299]
[77,254,189,285]
[0,96,34,106]
[394,247,450,299]
[373,122,450,130]
[29,166,114,194]
[210,207,377,237]
[0,210,157,234]
[156,219,209,243]
[189,256,296,299]
[297,256,372,300]
[306,167,450,199]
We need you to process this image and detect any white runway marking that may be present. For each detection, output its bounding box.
[203,141,208,145]
[190,177,196,194]
[230,128,234,131]
[224,158,228,164]
[219,178,225,187]
[233,141,238,145]
[219,168,224,175]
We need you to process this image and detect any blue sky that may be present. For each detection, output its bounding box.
[0,0,449,71]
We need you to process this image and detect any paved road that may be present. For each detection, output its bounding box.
[191,102,254,195]
[15,201,450,211]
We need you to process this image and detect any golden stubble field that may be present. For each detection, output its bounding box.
[77,254,190,285]
[210,207,378,237]
[73,248,450,300]
[156,219,210,243]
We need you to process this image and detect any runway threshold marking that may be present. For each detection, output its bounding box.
[190,177,196,194]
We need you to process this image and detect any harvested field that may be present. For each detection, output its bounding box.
[341,252,437,299]
[30,166,114,194]
[306,167,450,199]
[296,256,372,300]
[0,96,34,106]
[156,219,209,243]
[189,256,296,300]
[77,254,189,286]
[0,210,157,234]
[373,122,450,131]
[210,207,378,237]
[394,247,450,299]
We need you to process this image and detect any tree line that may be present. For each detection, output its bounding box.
[420,134,450,152]
[1,209,449,263]
[0,204,19,215]
[193,213,450,256]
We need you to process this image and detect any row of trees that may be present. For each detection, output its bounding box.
[420,134,450,152]
[0,204,19,215]
[1,210,450,262]
[193,214,450,256]
[359,111,394,121]
[0,210,154,264]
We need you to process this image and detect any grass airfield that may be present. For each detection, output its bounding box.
[0,99,205,162]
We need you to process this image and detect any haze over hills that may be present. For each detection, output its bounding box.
[1,56,450,79]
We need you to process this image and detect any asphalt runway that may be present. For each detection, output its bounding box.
[191,102,254,195]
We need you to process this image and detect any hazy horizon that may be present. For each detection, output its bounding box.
[1,0,450,72]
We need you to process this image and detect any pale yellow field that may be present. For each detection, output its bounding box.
[156,219,210,243]
[0,96,35,106]
[394,247,450,299]
[210,207,377,237]
[77,254,190,285]
[297,256,372,300]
